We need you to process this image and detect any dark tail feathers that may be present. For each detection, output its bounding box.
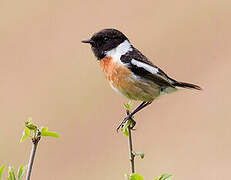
[168,77,202,90]
[172,81,202,90]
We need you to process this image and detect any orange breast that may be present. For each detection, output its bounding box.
[99,57,131,87]
[99,56,160,101]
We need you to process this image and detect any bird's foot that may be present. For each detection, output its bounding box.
[116,114,136,132]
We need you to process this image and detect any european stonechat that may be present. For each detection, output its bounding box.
[82,29,201,130]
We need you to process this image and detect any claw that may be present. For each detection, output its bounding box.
[116,114,136,132]
[116,116,129,132]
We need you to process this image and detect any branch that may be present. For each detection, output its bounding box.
[126,110,135,174]
[25,130,41,180]
[20,118,59,180]
[122,103,172,180]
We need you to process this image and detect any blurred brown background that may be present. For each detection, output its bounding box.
[0,0,230,179]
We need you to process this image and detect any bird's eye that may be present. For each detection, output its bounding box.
[103,37,109,41]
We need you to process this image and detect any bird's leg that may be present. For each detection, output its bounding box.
[116,101,152,131]
[129,101,152,117]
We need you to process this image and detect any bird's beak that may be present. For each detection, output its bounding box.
[81,39,94,44]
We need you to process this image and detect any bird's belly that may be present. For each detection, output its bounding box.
[99,57,160,101]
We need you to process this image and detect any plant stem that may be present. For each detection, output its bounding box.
[128,125,135,173]
[127,110,135,174]
[26,130,41,180]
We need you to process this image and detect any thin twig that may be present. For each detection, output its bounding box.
[126,110,135,174]
[26,130,41,180]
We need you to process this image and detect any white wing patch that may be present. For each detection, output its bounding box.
[131,59,159,75]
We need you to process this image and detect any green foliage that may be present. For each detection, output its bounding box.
[20,117,59,143]
[0,166,26,180]
[132,151,145,159]
[120,120,135,136]
[0,165,5,179]
[125,173,172,180]
[20,127,30,143]
[40,127,59,138]
[138,153,144,159]
[121,102,135,136]
[25,118,37,131]
[121,120,130,136]
[123,101,133,111]
[7,167,16,180]
[2,118,59,180]
[17,166,26,180]
[125,173,144,180]
[154,173,172,180]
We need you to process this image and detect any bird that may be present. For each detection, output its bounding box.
[82,28,201,130]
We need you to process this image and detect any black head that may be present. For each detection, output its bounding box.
[82,29,128,60]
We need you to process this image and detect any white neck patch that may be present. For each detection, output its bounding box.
[105,40,132,63]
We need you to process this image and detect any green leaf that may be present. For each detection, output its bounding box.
[128,173,144,180]
[40,127,48,134]
[25,123,37,131]
[140,153,144,159]
[40,127,59,138]
[17,166,26,180]
[121,120,135,136]
[43,131,59,138]
[121,127,129,136]
[123,101,133,111]
[121,120,130,136]
[0,165,5,179]
[24,118,37,131]
[159,173,172,180]
[133,151,144,159]
[7,167,16,180]
[20,127,30,143]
